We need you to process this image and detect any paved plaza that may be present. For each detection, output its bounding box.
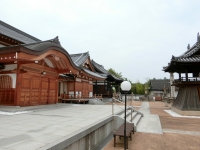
[1,101,200,150]
[0,104,122,150]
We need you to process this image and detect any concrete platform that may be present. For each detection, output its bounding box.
[0,104,122,150]
[171,106,200,116]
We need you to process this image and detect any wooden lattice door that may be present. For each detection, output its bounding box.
[30,77,40,105]
[82,82,88,97]
[41,77,48,104]
[0,75,15,104]
[21,75,31,106]
[49,79,56,104]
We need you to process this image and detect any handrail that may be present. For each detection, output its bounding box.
[112,96,133,116]
[113,103,132,110]
[112,97,125,105]
[113,103,125,110]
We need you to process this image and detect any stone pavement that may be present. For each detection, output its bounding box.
[0,104,122,150]
[136,102,163,134]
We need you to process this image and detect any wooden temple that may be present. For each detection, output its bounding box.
[0,20,110,106]
[163,33,200,115]
[92,60,123,98]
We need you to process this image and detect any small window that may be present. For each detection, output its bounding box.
[0,75,12,88]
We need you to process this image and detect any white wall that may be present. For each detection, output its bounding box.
[3,64,17,71]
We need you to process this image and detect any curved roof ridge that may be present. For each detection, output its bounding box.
[70,51,90,66]
[82,67,106,79]
[70,51,89,56]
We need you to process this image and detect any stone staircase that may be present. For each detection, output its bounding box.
[118,107,143,131]
[88,98,105,105]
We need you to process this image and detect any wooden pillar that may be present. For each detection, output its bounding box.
[74,80,76,98]
[104,80,106,94]
[170,72,175,98]
[55,78,58,103]
[47,78,50,104]
[38,75,41,105]
[15,73,21,106]
[179,73,181,81]
[95,80,97,94]
[185,70,188,81]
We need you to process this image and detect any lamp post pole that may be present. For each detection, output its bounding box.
[120,81,131,150]
[124,92,127,150]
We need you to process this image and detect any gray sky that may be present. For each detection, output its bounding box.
[1,0,200,83]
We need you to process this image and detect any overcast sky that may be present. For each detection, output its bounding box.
[1,0,200,83]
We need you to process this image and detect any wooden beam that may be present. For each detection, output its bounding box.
[0,69,27,74]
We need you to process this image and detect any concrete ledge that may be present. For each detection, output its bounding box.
[172,107,200,116]
[39,109,124,150]
[41,116,113,150]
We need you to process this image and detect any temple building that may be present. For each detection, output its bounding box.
[149,79,170,101]
[0,20,110,106]
[68,51,106,98]
[92,60,123,97]
[163,33,200,115]
[149,79,179,101]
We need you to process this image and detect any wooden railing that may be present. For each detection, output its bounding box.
[58,94,103,103]
[0,88,15,104]
[174,77,200,82]
[59,94,97,99]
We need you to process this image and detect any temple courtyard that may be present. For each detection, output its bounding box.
[104,101,200,150]
[0,100,200,150]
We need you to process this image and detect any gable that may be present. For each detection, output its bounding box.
[82,58,95,72]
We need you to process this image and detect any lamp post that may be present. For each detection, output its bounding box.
[120,81,131,150]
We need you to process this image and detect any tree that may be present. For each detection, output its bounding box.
[108,68,123,78]
[131,81,145,94]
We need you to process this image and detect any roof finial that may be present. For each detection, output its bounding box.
[197,32,200,43]
[187,44,190,50]
[52,36,60,44]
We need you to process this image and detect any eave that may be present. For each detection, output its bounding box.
[0,45,81,74]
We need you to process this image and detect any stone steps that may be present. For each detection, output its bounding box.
[117,107,143,131]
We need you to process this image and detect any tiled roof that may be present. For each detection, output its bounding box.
[70,52,89,66]
[0,20,40,44]
[150,79,170,90]
[179,43,200,58]
[108,74,123,82]
[91,60,108,74]
[163,33,200,72]
[82,68,106,79]
[23,36,64,52]
[0,37,80,70]
[91,60,123,82]
[175,56,200,62]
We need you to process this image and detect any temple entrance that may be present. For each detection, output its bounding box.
[19,75,57,106]
[20,75,40,106]
[0,75,15,105]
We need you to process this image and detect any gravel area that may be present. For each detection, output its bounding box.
[104,132,200,150]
